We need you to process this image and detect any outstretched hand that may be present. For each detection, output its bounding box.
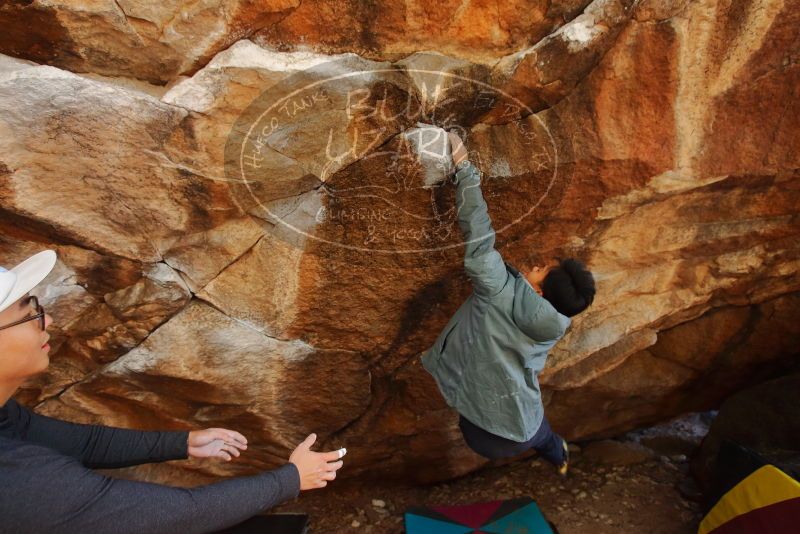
[447,131,468,165]
[289,433,347,490]
[187,428,248,461]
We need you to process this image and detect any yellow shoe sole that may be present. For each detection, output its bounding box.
[557,439,569,477]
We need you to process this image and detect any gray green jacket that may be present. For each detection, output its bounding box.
[421,161,572,442]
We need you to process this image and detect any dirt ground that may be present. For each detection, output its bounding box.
[272,439,705,533]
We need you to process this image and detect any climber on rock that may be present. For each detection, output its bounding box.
[0,250,347,532]
[420,131,596,476]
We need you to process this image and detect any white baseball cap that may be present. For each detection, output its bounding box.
[0,250,57,314]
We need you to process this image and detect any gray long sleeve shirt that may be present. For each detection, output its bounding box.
[0,397,301,533]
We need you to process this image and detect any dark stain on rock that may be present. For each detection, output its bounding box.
[376,272,470,377]
[0,2,82,66]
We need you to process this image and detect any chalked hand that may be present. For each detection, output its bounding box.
[402,122,455,188]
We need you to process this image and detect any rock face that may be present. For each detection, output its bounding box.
[692,373,800,491]
[1,0,799,486]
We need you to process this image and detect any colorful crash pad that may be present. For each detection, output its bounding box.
[405,497,554,533]
[698,464,800,534]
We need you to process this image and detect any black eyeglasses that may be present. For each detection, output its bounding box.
[0,295,46,332]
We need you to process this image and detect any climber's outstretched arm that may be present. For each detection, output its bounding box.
[450,137,508,300]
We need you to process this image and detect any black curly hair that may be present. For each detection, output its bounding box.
[541,257,596,317]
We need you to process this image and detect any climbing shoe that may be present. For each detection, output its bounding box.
[557,438,569,477]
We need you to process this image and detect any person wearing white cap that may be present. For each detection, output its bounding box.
[0,250,347,533]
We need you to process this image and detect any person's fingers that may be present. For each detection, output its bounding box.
[224,438,247,451]
[213,428,246,447]
[303,433,317,450]
[324,460,344,471]
[219,450,232,461]
[211,429,230,441]
[316,480,328,488]
[220,443,240,458]
[320,470,337,481]
[226,431,247,446]
[292,433,315,454]
[321,448,347,462]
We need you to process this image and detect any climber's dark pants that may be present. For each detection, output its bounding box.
[458,413,565,465]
